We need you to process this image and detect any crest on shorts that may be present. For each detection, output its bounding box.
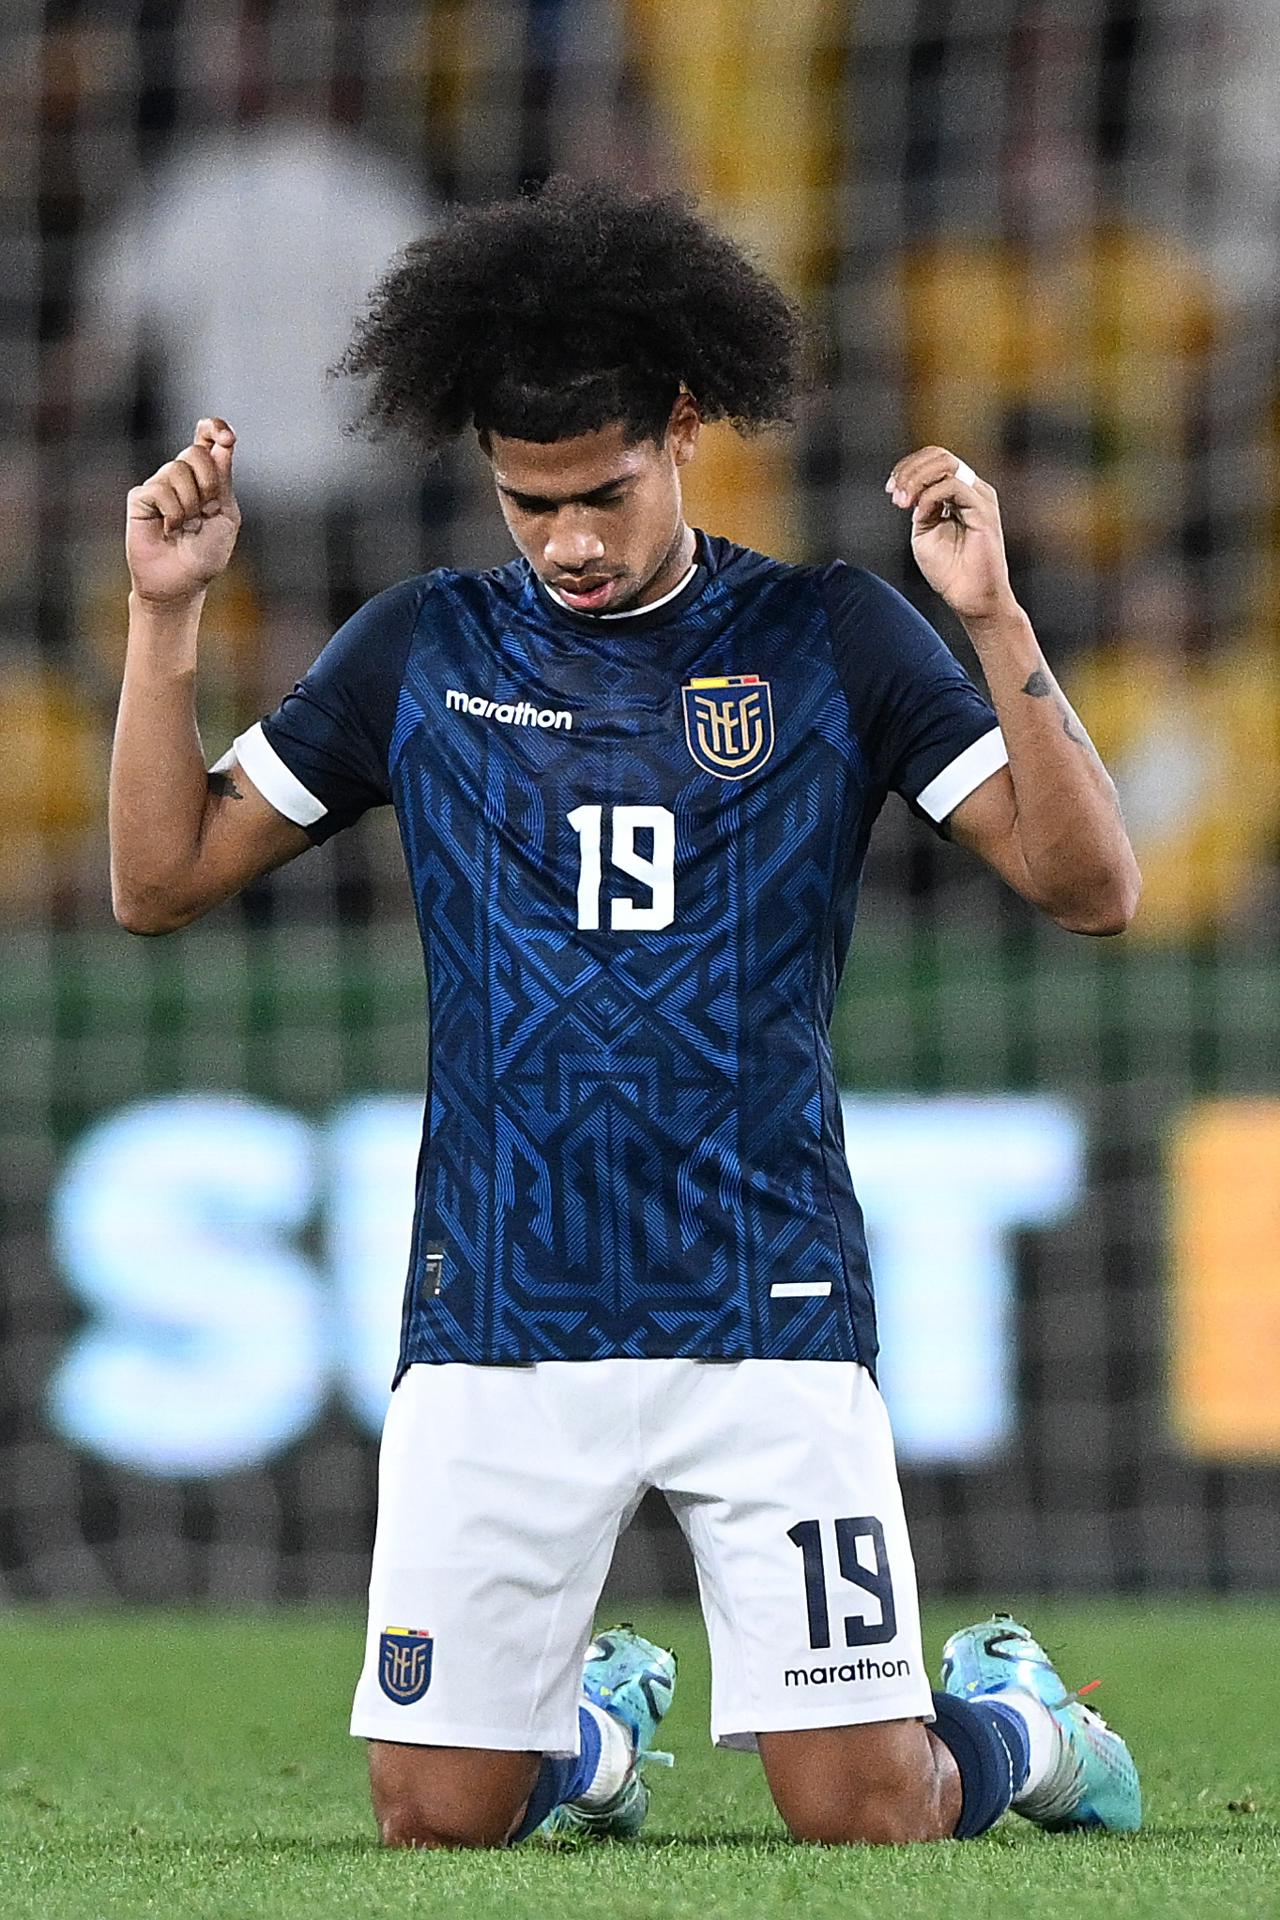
[682,675,774,780]
[379,1627,434,1704]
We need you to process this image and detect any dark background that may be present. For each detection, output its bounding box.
[2,0,1278,1602]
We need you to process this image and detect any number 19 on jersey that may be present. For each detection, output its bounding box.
[567,804,676,931]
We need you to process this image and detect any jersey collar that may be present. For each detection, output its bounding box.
[530,531,711,632]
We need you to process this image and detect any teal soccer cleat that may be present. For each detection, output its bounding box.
[539,1624,677,1842]
[940,1614,1142,1833]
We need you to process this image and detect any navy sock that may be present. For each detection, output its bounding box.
[929,1691,1027,1839]
[982,1699,1032,1795]
[507,1704,602,1844]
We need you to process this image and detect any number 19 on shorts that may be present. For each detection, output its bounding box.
[789,1516,897,1650]
[567,804,676,931]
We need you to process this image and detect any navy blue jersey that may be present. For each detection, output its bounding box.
[232,534,1006,1374]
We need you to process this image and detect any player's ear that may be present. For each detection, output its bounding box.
[668,389,701,467]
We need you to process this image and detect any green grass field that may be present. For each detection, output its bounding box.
[0,1601,1276,1920]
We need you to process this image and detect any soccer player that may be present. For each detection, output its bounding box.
[110,179,1142,1849]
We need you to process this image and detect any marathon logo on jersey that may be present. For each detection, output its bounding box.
[379,1627,434,1704]
[444,688,572,731]
[682,675,774,780]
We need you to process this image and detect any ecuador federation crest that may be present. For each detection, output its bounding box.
[379,1627,434,1704]
[682,675,774,780]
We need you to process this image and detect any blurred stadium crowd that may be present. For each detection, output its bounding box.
[3,0,1280,1601]
[5,0,1280,937]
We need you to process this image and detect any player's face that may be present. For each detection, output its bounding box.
[488,399,700,615]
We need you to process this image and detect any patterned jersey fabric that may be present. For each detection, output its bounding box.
[235,534,1006,1374]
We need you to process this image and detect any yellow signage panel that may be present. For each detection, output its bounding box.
[1171,1100,1280,1456]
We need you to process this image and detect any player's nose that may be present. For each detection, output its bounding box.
[543,516,606,570]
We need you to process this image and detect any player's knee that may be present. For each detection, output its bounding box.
[779,1764,947,1847]
[375,1789,513,1851]
[369,1743,536,1850]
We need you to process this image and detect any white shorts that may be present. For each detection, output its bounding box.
[350,1358,932,1754]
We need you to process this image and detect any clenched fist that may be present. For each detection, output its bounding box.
[885,444,1015,627]
[126,418,241,605]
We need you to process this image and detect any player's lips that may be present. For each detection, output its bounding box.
[549,576,622,611]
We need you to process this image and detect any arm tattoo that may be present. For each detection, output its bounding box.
[1022,666,1087,747]
[206,770,244,801]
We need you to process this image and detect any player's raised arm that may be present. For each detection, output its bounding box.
[110,419,311,933]
[886,446,1142,935]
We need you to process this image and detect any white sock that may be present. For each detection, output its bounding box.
[573,1701,634,1808]
[986,1686,1066,1802]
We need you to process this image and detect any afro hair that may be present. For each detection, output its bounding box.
[336,177,806,450]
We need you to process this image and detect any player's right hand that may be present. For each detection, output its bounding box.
[126,418,241,604]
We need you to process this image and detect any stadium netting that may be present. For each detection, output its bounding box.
[2,0,1279,1602]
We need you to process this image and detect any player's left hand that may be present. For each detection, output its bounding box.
[885,446,1016,625]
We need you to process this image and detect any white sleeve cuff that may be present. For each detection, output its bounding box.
[914,726,1009,823]
[217,721,328,828]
